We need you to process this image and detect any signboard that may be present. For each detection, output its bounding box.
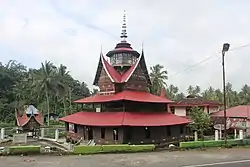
[13,134,27,144]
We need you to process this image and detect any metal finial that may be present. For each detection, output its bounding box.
[120,10,127,42]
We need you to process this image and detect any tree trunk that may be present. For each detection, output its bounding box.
[45,87,50,126]
[63,97,67,116]
[69,87,72,114]
[54,95,57,114]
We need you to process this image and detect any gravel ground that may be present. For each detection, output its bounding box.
[1,148,250,167]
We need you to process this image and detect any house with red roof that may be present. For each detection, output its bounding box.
[15,105,43,135]
[59,14,191,144]
[170,95,221,117]
[211,105,250,131]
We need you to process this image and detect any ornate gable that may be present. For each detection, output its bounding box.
[93,54,121,86]
[122,50,151,85]
[93,56,103,86]
[93,54,117,93]
[122,51,152,91]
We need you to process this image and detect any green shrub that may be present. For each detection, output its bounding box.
[74,145,102,154]
[227,139,243,146]
[180,139,243,149]
[243,139,250,145]
[0,122,14,128]
[129,145,155,152]
[8,145,41,155]
[102,145,130,152]
[73,144,155,154]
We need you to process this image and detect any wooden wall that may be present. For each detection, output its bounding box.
[98,68,115,93]
[123,64,148,91]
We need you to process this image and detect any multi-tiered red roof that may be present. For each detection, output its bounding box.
[59,11,190,131]
[60,53,190,126]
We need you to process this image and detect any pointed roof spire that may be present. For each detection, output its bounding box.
[120,10,128,42]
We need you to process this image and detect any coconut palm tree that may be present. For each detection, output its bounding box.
[33,61,57,126]
[149,64,168,95]
[187,85,194,95]
[56,64,72,116]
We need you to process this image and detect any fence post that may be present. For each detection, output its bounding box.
[0,128,5,140]
[41,128,44,138]
[194,131,198,141]
[239,130,243,140]
[234,129,237,139]
[215,130,219,141]
[55,129,59,141]
[219,129,222,140]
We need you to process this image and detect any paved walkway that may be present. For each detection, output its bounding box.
[2,148,250,167]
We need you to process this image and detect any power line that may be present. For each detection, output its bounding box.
[168,43,250,79]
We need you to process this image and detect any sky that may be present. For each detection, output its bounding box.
[1,0,250,93]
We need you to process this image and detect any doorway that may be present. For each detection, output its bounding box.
[88,127,93,140]
[124,127,133,143]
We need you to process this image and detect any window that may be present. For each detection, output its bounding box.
[166,126,171,136]
[101,128,105,139]
[144,127,150,139]
[74,124,78,133]
[66,123,69,131]
[170,107,175,114]
[123,54,132,64]
[116,54,122,64]
[113,128,118,140]
[110,57,115,65]
[69,123,74,132]
[185,126,191,134]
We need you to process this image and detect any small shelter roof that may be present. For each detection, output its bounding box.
[15,106,43,127]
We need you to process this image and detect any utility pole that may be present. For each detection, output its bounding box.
[222,43,230,146]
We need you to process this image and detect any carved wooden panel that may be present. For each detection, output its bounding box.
[124,64,148,91]
[98,68,115,92]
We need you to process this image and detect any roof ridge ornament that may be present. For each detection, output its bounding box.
[120,10,127,42]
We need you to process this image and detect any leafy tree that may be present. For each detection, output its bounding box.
[2,61,250,125]
[91,88,99,95]
[189,107,212,140]
[0,60,91,124]
[165,84,179,99]
[175,92,185,101]
[187,85,201,95]
[187,85,194,95]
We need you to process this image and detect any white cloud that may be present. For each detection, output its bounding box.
[1,0,250,93]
